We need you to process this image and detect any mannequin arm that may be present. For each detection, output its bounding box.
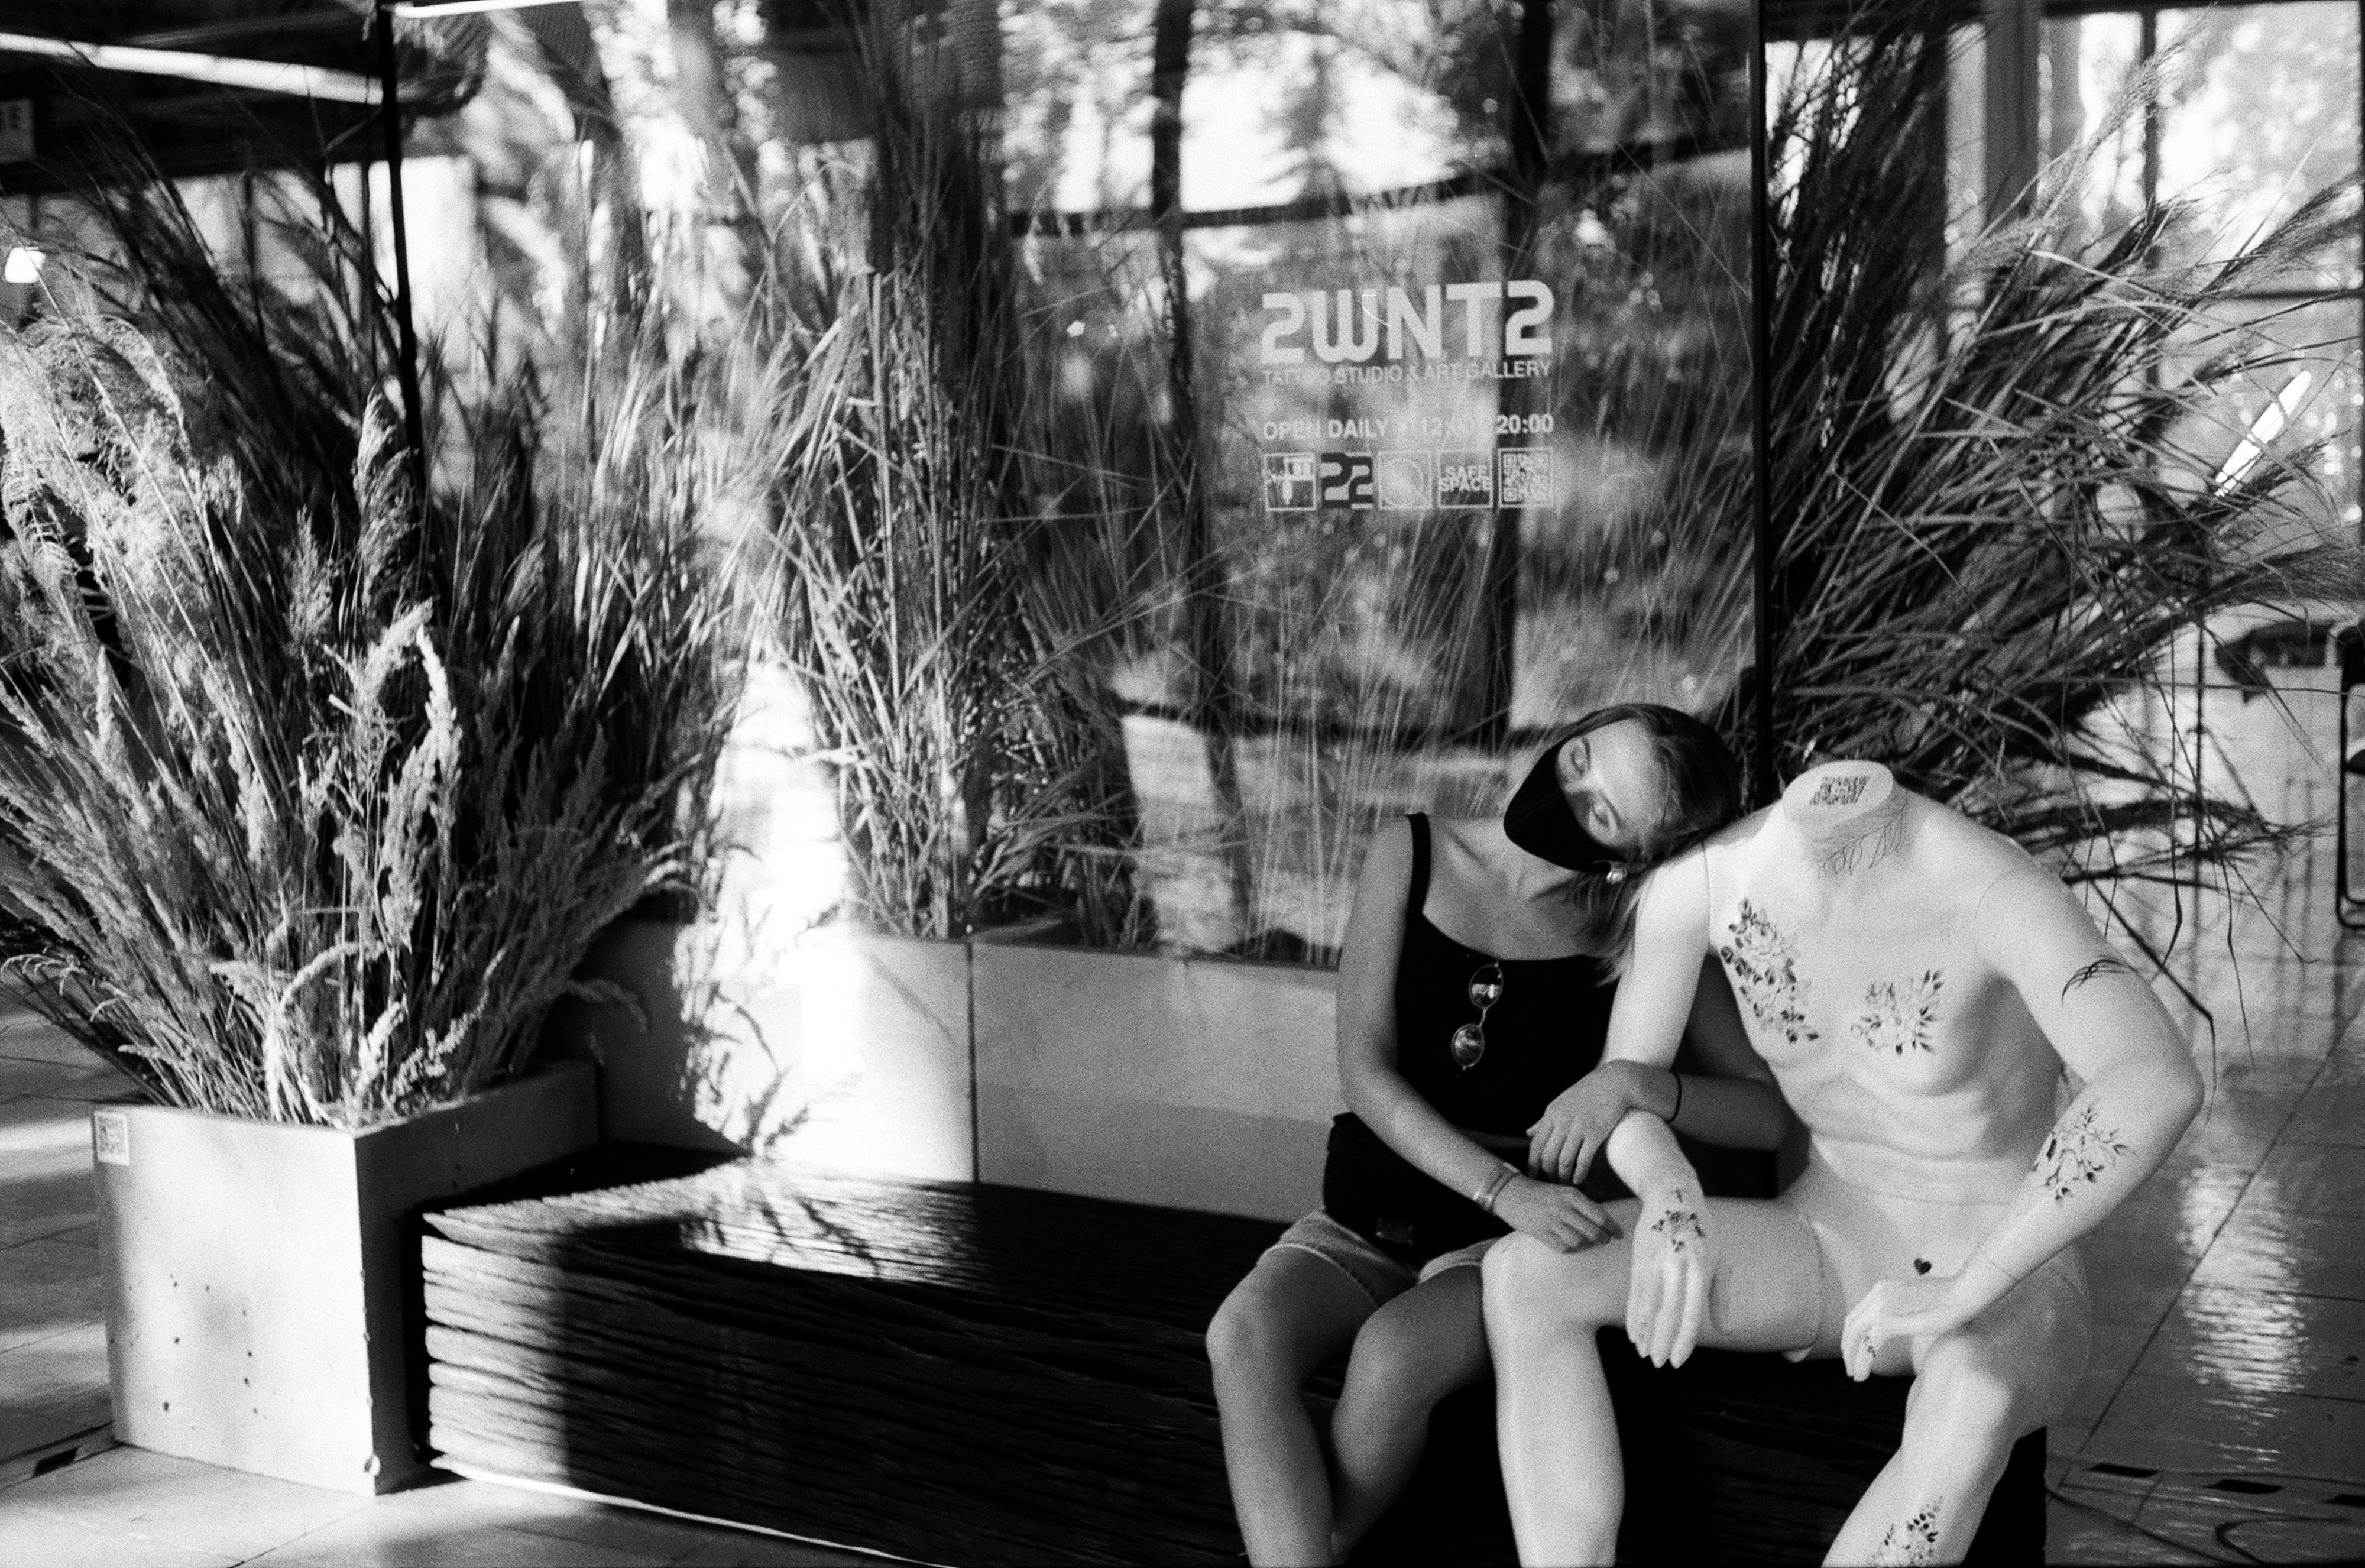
[1529,955,1792,1181]
[1843,863,2201,1384]
[1670,957,1795,1151]
[1595,847,1715,1194]
[1945,867,2202,1310]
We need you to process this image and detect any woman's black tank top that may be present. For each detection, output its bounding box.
[1391,813,1612,1133]
[1321,814,1616,1256]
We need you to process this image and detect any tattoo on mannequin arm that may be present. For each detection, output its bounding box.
[2032,1106,2131,1202]
[2059,954,2135,1002]
[1871,1501,1943,1566]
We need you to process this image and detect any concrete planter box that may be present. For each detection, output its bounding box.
[546,918,797,1155]
[92,1062,597,1494]
[776,925,973,1182]
[973,944,1339,1221]
[547,918,970,1180]
[549,909,1340,1219]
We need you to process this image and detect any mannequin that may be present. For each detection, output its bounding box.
[1481,760,2203,1566]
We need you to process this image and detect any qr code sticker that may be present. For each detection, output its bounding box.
[1498,448,1554,508]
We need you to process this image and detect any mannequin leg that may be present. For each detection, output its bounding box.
[1327,1266,1492,1556]
[1485,1199,1830,1568]
[1823,1266,2090,1566]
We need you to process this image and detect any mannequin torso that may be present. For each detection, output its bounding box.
[1703,765,2064,1205]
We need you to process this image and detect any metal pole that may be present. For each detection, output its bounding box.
[1750,0,1775,808]
[372,1,428,502]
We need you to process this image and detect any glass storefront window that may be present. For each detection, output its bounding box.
[1186,3,1508,209]
[2159,4,2361,291]
[2163,296,2365,549]
[1002,0,1162,213]
[1006,0,1753,956]
[2040,10,2145,246]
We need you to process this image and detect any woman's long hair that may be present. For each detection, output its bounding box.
[1548,703,1744,971]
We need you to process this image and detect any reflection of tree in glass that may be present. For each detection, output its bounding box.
[1549,0,1749,156]
[1194,0,1518,160]
[1001,0,1158,213]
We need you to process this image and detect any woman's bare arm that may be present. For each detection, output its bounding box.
[1668,957,1796,1151]
[1336,819,1619,1250]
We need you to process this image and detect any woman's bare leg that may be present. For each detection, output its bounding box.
[1208,1248,1378,1566]
[1484,1199,1831,1567]
[1328,1266,1491,1556]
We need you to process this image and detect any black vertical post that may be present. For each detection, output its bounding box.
[1149,0,1254,944]
[1150,0,1210,725]
[1474,0,1553,749]
[1749,0,1775,807]
[372,1,429,502]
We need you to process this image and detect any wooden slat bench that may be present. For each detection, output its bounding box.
[416,1147,2044,1566]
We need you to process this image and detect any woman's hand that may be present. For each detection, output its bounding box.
[1527,1060,1679,1183]
[1626,1184,1715,1367]
[1495,1175,1624,1253]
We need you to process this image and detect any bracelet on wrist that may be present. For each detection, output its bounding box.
[1666,1071,1684,1125]
[1474,1162,1519,1214]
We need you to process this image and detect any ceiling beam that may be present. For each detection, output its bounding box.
[0,31,380,103]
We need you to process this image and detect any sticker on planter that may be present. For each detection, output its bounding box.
[93,1107,129,1166]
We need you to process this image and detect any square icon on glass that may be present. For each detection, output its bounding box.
[1437,450,1495,509]
[1499,446,1555,508]
[1264,451,1317,512]
[1318,452,1376,511]
[1375,450,1432,510]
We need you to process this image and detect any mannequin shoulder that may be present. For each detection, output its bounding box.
[1702,803,1778,858]
[1691,804,1778,881]
[1901,799,2063,913]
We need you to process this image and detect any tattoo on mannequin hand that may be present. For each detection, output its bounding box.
[1720,900,1820,1046]
[2060,954,2135,1002]
[1647,1207,1705,1253]
[2032,1107,2131,1201]
[1850,970,1944,1055]
[1871,1501,1942,1566]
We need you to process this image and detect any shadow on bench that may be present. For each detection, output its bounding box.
[415,1145,2043,1566]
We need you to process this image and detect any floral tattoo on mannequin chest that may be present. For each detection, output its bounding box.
[1720,899,1819,1047]
[1850,970,1945,1055]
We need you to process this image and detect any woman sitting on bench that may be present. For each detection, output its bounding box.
[1206,704,1798,1566]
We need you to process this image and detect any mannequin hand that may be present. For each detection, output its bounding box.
[1840,1273,1984,1381]
[1626,1185,1714,1368]
[1495,1175,1623,1253]
[1527,1061,1677,1183]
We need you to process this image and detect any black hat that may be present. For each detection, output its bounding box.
[1502,738,1631,880]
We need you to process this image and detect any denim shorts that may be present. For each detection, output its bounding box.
[1265,1209,1498,1310]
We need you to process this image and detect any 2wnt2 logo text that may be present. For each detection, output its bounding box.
[1259,281,1555,366]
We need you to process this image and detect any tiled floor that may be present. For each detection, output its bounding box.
[2040,664,2365,1563]
[0,1444,873,1566]
[2,662,2361,1564]
[0,1008,132,1478]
